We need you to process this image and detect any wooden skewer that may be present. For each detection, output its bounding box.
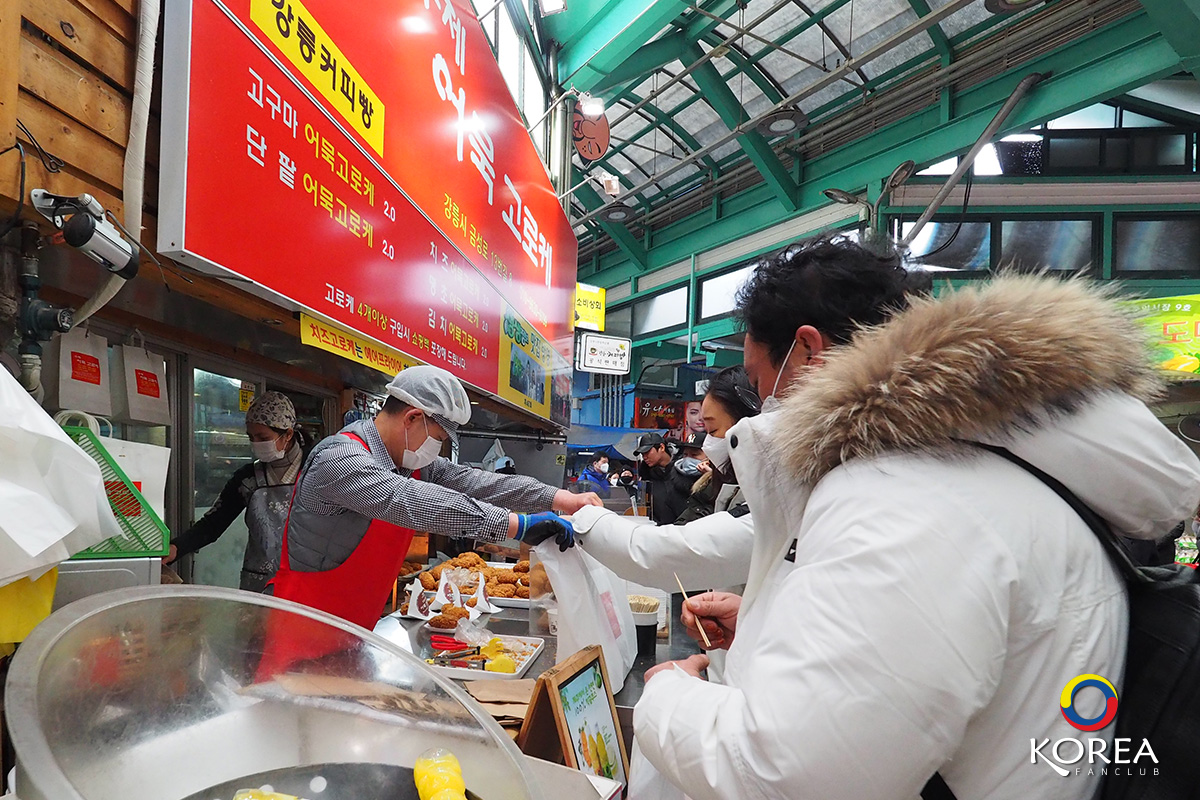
[674,572,712,648]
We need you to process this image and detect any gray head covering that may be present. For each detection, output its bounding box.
[245,391,296,431]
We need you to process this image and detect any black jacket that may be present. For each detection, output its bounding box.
[639,450,702,524]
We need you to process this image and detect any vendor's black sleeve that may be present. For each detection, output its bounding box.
[172,465,254,556]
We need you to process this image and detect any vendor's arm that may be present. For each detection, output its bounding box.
[170,465,253,558]
[422,457,558,511]
[571,504,754,593]
[633,468,1013,800]
[305,448,512,542]
[423,458,600,514]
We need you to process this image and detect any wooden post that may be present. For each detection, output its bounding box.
[0,0,20,153]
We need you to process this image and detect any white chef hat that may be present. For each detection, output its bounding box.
[385,365,472,444]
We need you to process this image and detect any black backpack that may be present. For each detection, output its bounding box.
[923,444,1200,800]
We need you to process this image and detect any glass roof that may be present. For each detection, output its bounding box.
[545,0,1134,253]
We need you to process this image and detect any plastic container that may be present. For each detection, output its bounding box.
[632,610,659,657]
[5,586,544,800]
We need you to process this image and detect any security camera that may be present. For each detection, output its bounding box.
[30,190,139,279]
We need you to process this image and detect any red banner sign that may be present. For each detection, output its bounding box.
[159,0,574,425]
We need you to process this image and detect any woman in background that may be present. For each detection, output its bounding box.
[166,391,310,592]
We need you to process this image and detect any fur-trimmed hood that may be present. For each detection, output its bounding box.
[776,275,1163,483]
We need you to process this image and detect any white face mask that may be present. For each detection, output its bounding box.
[251,435,286,463]
[402,415,443,470]
[761,339,798,413]
[598,462,609,474]
[701,433,731,472]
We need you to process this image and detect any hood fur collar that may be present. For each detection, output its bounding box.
[776,275,1163,483]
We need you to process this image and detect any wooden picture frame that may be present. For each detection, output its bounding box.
[517,644,629,786]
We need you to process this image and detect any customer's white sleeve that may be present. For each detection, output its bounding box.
[632,475,1014,800]
[572,505,754,593]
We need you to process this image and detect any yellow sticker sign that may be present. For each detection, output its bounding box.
[574,283,606,332]
[239,389,255,412]
[300,312,420,377]
[497,305,552,419]
[251,0,385,156]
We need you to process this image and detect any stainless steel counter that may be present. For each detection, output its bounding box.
[396,594,703,756]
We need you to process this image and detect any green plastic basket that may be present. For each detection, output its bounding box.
[62,426,170,559]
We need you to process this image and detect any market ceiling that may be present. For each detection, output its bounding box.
[539,0,1198,285]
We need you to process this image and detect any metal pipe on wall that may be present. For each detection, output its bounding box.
[901,71,1046,246]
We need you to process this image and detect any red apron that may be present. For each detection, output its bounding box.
[268,432,418,630]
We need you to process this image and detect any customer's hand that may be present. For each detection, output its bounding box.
[163,544,178,564]
[681,591,741,650]
[553,489,603,513]
[646,653,710,683]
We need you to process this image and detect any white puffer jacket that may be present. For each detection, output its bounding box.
[632,276,1200,800]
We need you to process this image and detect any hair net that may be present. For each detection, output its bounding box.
[386,365,472,444]
[245,391,296,431]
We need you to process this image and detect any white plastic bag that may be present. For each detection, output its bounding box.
[43,328,112,415]
[110,344,171,425]
[98,436,170,521]
[535,543,637,691]
[0,369,122,587]
[627,739,688,800]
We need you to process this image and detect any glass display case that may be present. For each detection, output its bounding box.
[6,586,544,800]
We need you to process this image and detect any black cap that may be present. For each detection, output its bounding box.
[633,432,665,455]
[684,431,707,450]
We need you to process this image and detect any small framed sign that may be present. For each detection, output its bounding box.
[518,645,629,786]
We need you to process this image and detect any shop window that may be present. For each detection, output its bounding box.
[632,286,688,336]
[606,305,633,339]
[700,265,754,319]
[1131,133,1187,168]
[1046,103,1117,130]
[1045,137,1101,169]
[999,219,1096,273]
[900,220,991,272]
[1121,110,1172,128]
[1114,215,1200,275]
[497,7,522,107]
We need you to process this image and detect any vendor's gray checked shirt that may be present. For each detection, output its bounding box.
[286,419,557,571]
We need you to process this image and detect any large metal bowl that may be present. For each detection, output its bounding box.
[6,586,543,800]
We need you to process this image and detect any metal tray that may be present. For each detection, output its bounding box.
[180,762,482,800]
[427,635,544,682]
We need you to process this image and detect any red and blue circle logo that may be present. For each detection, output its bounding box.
[1060,674,1119,732]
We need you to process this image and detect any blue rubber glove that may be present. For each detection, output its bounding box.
[514,511,575,551]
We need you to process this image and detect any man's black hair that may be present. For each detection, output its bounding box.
[704,365,761,421]
[591,453,609,465]
[381,395,409,416]
[734,233,925,365]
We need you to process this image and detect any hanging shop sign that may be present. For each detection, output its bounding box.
[576,333,630,376]
[301,312,421,377]
[158,0,576,424]
[1127,293,1200,374]
[572,106,611,165]
[574,283,606,332]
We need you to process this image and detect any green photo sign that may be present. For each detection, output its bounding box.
[1128,293,1200,373]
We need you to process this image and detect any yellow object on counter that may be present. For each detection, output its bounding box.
[232,790,300,800]
[0,568,59,653]
[484,653,517,673]
[480,637,506,659]
[414,748,467,800]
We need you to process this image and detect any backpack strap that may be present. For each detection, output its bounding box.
[919,442,1155,800]
[921,772,956,800]
[974,443,1150,586]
